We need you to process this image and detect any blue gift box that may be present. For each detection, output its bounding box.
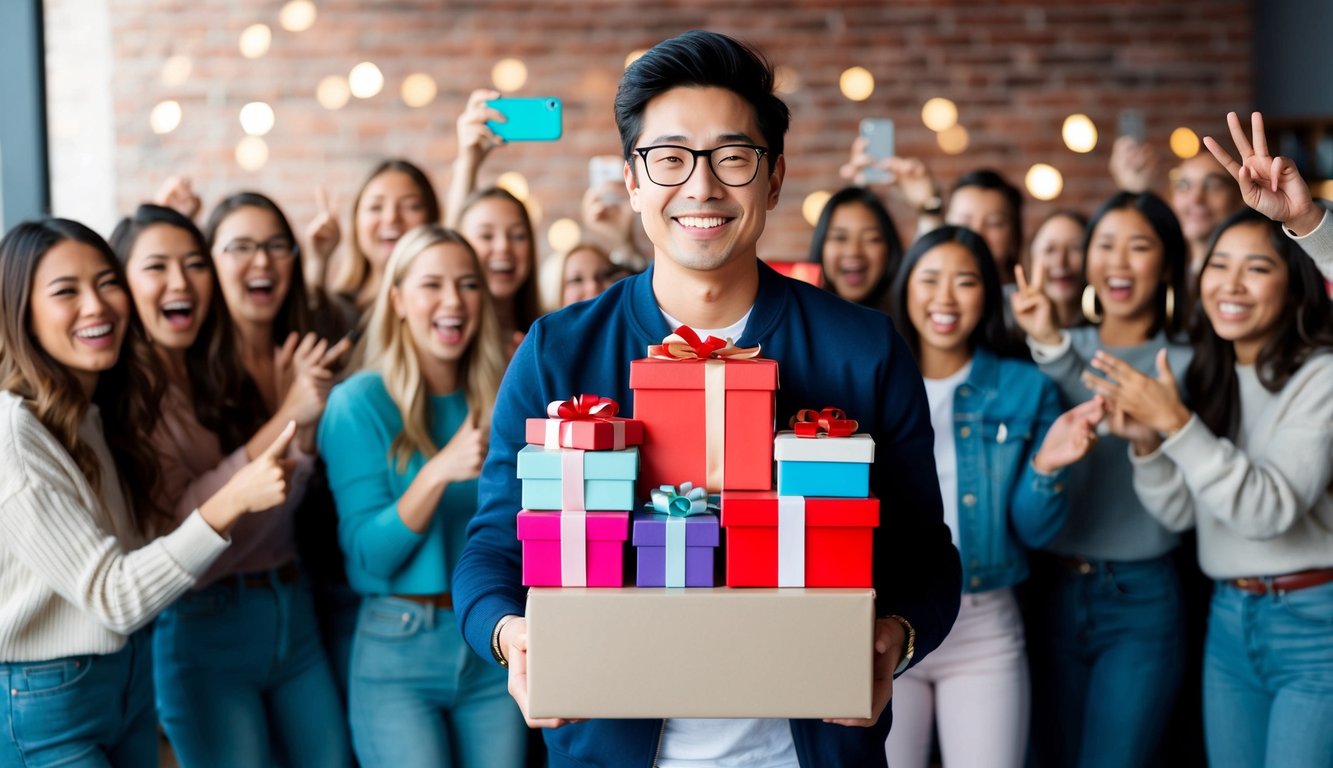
[773,432,874,498]
[632,512,720,587]
[517,445,639,511]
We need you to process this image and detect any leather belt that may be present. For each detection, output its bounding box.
[393,593,453,609]
[1056,556,1096,575]
[238,561,301,588]
[1227,568,1333,595]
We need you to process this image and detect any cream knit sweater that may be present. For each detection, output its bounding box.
[0,390,228,662]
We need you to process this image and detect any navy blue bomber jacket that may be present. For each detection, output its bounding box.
[454,260,962,768]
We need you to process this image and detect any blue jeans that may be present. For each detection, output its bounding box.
[1204,579,1333,768]
[348,596,527,768]
[1028,554,1184,768]
[153,569,352,767]
[0,630,154,768]
[313,579,361,701]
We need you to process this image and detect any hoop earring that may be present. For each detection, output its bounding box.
[1164,286,1176,326]
[1081,284,1103,324]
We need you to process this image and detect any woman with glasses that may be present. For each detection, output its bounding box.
[147,192,353,767]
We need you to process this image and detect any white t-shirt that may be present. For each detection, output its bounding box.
[656,307,800,768]
[922,362,973,549]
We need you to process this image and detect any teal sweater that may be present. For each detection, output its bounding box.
[318,370,474,595]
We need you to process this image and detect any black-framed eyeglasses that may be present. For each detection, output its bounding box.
[633,144,769,188]
[220,237,298,262]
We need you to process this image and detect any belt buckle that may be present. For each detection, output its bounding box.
[1233,577,1266,595]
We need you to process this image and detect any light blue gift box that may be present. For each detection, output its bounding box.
[517,445,639,511]
[774,431,874,498]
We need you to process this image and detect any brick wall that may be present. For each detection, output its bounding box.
[47,0,1253,261]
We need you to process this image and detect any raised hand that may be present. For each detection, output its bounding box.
[456,88,505,164]
[1032,396,1107,473]
[304,185,341,265]
[1010,259,1061,344]
[275,332,337,429]
[1108,136,1160,194]
[154,176,202,220]
[1204,111,1324,236]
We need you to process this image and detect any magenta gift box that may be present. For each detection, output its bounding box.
[516,510,629,587]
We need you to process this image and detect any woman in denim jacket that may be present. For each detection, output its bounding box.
[885,226,1105,768]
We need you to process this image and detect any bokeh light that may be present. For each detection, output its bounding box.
[239,24,271,59]
[496,172,530,202]
[921,98,959,133]
[548,218,582,253]
[235,136,269,171]
[1170,127,1201,159]
[1062,114,1098,153]
[1025,163,1065,201]
[492,58,528,93]
[349,62,384,99]
[161,55,192,86]
[401,73,438,108]
[802,190,832,227]
[279,0,317,32]
[150,100,182,135]
[239,102,275,136]
[839,67,875,102]
[937,125,970,155]
[316,75,350,110]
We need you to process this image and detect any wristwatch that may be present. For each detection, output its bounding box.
[886,614,916,676]
[491,614,519,668]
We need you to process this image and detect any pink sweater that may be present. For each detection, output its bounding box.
[153,384,312,587]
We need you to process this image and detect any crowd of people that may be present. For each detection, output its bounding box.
[1,28,1330,768]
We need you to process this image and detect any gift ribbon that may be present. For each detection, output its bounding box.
[777,495,806,587]
[560,509,587,587]
[544,394,627,450]
[648,326,761,491]
[560,449,586,512]
[646,483,716,588]
[791,407,859,438]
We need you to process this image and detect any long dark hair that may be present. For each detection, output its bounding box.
[1186,209,1333,439]
[807,186,904,314]
[0,219,166,535]
[458,187,542,333]
[204,191,348,344]
[110,205,265,453]
[890,225,1025,361]
[1082,191,1189,340]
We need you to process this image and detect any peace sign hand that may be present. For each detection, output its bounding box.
[304,185,341,262]
[1011,259,1061,345]
[1203,111,1324,236]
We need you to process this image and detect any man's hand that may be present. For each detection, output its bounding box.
[502,617,581,729]
[825,617,900,727]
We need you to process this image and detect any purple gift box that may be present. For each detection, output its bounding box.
[632,512,720,587]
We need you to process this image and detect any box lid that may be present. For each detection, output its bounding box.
[720,491,880,527]
[517,510,630,541]
[631,512,720,547]
[516,445,639,480]
[774,431,875,463]
[629,358,778,391]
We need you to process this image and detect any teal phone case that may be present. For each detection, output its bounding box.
[488,97,563,142]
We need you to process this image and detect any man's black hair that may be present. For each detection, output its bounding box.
[615,30,790,171]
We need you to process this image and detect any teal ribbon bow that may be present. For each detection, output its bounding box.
[647,482,716,517]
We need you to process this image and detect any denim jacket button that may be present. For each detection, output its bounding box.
[959,386,971,397]
[959,426,972,438]
[962,493,977,506]
[1054,483,1065,493]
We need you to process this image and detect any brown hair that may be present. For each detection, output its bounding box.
[457,187,542,332]
[330,159,441,304]
[0,219,167,535]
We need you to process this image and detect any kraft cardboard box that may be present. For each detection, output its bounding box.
[525,587,874,719]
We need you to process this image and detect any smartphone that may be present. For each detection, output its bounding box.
[588,155,624,202]
[487,97,563,142]
[859,118,895,184]
[1118,109,1146,143]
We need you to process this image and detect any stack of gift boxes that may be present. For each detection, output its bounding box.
[515,327,880,590]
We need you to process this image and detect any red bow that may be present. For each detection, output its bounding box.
[547,394,619,421]
[791,407,858,438]
[647,325,762,361]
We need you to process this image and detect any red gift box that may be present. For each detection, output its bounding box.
[525,394,644,451]
[629,328,778,493]
[720,491,879,587]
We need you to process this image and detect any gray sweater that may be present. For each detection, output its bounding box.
[1287,209,1333,284]
[1132,355,1333,579]
[1031,327,1193,561]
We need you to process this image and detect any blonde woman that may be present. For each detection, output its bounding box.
[538,241,630,313]
[318,225,523,767]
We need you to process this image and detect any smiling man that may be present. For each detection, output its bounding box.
[453,30,961,768]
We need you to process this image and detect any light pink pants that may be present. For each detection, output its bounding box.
[885,587,1030,768]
